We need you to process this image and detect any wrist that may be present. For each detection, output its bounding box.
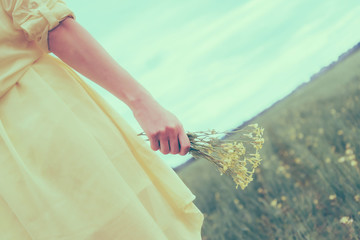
[128,92,160,115]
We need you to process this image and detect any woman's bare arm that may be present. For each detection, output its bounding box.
[48,17,190,156]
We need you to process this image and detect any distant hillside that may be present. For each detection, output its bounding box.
[178,43,360,240]
[231,41,360,137]
[310,42,360,81]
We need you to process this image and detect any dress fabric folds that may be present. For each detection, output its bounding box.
[0,0,204,239]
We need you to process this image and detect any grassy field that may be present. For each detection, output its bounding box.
[178,44,360,240]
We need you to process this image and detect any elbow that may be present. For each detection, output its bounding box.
[48,16,74,53]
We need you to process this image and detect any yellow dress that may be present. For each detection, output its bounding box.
[0,0,203,239]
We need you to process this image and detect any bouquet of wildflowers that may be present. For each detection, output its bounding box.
[138,123,264,190]
[187,124,264,190]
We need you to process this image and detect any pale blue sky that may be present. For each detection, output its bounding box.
[64,0,360,167]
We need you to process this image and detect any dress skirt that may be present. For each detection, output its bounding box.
[0,54,203,239]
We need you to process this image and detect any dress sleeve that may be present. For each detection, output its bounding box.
[1,0,76,53]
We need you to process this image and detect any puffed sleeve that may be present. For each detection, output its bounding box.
[1,0,76,53]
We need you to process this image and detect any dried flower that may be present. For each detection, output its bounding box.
[186,124,264,190]
[138,124,264,190]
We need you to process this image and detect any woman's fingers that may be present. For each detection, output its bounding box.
[149,134,160,151]
[152,128,183,155]
[159,133,170,154]
[178,128,190,156]
[169,130,180,154]
[145,121,189,156]
[150,133,189,155]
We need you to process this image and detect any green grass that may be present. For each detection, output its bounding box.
[178,45,360,240]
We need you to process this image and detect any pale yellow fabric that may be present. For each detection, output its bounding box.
[0,0,204,239]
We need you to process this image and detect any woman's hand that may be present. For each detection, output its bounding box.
[132,100,190,156]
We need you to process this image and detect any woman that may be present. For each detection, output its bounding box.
[0,0,204,239]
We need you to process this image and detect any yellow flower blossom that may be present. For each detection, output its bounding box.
[243,133,253,138]
[345,149,353,155]
[329,194,336,200]
[233,199,243,209]
[294,158,302,164]
[248,123,258,128]
[340,216,353,225]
